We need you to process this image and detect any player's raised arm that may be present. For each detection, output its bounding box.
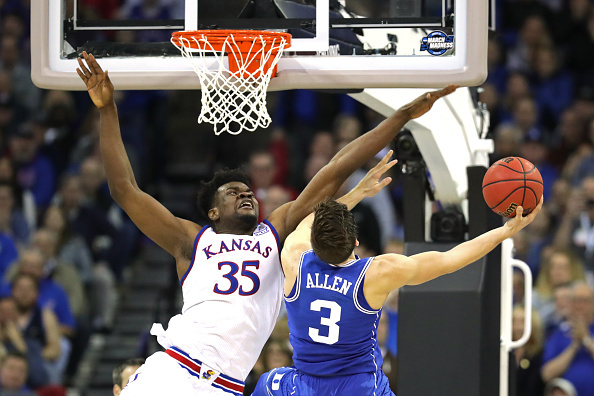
[268,85,458,243]
[282,151,397,284]
[77,52,199,259]
[364,199,543,308]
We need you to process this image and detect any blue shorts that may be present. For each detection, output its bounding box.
[251,366,395,396]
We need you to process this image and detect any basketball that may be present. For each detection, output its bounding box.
[482,157,543,218]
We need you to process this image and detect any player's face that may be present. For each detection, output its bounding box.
[212,182,259,227]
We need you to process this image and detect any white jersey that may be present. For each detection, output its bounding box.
[151,220,283,381]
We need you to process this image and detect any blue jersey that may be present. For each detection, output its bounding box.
[285,250,383,377]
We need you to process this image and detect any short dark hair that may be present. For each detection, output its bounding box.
[197,168,250,218]
[311,199,358,264]
[112,357,145,387]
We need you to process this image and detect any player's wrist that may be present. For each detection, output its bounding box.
[98,101,117,112]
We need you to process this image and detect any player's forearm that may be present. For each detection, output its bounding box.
[99,102,139,199]
[541,342,580,382]
[409,225,511,285]
[442,226,511,271]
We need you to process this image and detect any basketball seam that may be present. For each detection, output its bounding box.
[492,163,537,174]
[483,179,543,188]
[489,187,525,210]
[519,158,526,209]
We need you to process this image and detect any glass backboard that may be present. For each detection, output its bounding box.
[31,0,488,90]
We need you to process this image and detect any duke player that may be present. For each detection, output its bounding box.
[76,51,457,396]
[254,190,543,395]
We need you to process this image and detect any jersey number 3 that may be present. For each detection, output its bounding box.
[308,299,341,345]
[214,260,260,296]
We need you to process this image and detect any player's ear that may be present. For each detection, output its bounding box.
[113,385,122,396]
[355,239,360,247]
[208,208,219,221]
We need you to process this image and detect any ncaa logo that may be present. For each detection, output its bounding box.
[420,31,455,56]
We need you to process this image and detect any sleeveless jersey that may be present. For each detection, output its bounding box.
[285,250,383,377]
[156,220,283,381]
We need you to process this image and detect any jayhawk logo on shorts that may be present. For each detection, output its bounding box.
[202,369,215,380]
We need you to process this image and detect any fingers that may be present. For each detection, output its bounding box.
[77,56,91,79]
[428,84,460,100]
[88,53,104,74]
[515,206,524,217]
[375,149,393,167]
[377,176,392,189]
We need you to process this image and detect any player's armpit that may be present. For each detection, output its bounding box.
[363,254,416,309]
[114,186,201,259]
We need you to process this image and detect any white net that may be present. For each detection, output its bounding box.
[171,32,289,135]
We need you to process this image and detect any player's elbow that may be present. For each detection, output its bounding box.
[108,180,137,203]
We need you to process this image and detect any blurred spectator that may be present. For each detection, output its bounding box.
[11,274,63,385]
[31,229,86,319]
[562,0,594,82]
[55,174,123,278]
[548,284,574,336]
[522,204,555,277]
[550,108,587,173]
[513,305,545,396]
[533,248,586,328]
[0,296,48,389]
[0,352,35,395]
[553,176,594,271]
[0,182,29,246]
[507,15,553,73]
[519,135,558,201]
[541,282,594,396]
[501,72,531,123]
[12,249,75,337]
[510,96,547,143]
[0,230,16,283]
[112,357,144,396]
[7,122,56,208]
[529,45,574,131]
[486,37,508,94]
[479,83,502,131]
[491,123,522,162]
[0,157,35,231]
[0,35,40,113]
[42,206,93,285]
[261,185,291,219]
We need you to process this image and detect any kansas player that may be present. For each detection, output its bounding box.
[253,182,543,396]
[76,51,457,396]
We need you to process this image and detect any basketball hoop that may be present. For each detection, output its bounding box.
[171,30,292,135]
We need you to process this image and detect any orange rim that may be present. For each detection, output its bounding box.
[171,30,292,51]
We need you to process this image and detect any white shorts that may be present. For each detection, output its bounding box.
[120,351,234,396]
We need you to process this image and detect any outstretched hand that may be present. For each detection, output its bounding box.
[503,196,544,235]
[76,51,114,109]
[354,150,398,198]
[401,85,459,120]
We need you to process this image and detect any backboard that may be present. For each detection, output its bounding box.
[31,0,489,91]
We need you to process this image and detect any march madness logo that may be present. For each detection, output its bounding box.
[420,31,454,56]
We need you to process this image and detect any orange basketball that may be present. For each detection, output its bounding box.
[482,157,543,218]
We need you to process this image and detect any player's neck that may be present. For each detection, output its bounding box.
[337,252,357,266]
[214,221,257,236]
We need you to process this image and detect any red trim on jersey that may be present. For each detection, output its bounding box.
[165,348,244,394]
[180,225,209,286]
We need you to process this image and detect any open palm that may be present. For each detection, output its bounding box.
[76,51,114,109]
